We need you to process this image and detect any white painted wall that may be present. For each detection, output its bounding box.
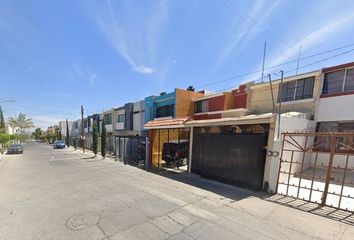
[114,109,125,130]
[133,101,144,133]
[105,124,113,132]
[267,116,316,193]
[115,122,124,130]
[316,94,354,122]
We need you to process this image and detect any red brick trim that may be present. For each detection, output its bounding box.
[320,90,354,98]
[322,62,354,73]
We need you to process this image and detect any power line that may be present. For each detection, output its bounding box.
[160,0,257,45]
[223,0,296,52]
[0,52,52,93]
[197,43,354,88]
[160,0,294,61]
[211,47,354,93]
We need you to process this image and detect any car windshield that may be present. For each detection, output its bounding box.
[55,141,64,144]
[10,144,22,148]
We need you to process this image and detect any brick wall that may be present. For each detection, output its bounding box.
[175,89,204,118]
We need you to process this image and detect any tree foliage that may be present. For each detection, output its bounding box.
[8,113,34,133]
[0,106,5,133]
[32,128,43,140]
[101,118,106,158]
[92,121,98,156]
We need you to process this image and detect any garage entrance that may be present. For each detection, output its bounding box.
[191,125,269,191]
[114,135,147,169]
[276,132,354,212]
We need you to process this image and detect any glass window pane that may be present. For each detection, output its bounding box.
[295,79,305,100]
[337,122,354,152]
[303,77,314,99]
[195,101,202,113]
[278,82,287,102]
[156,104,174,118]
[344,68,354,91]
[315,122,339,151]
[201,100,209,112]
[322,70,345,94]
[284,82,296,102]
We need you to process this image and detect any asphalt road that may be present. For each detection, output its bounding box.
[0,141,353,240]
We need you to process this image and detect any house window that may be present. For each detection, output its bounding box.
[344,68,354,91]
[322,70,345,94]
[278,77,314,102]
[315,121,354,152]
[156,104,174,118]
[195,99,209,113]
[246,125,265,134]
[104,113,112,125]
[322,68,354,94]
[116,114,125,123]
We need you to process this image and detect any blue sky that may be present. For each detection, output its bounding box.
[1,0,354,129]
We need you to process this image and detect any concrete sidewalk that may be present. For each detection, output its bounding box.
[0,142,353,240]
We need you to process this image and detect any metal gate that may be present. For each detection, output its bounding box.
[114,136,147,168]
[192,133,268,191]
[276,132,354,212]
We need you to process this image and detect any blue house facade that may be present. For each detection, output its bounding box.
[144,91,176,123]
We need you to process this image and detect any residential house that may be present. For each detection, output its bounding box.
[59,120,74,138]
[111,100,147,162]
[144,88,204,168]
[315,61,354,134]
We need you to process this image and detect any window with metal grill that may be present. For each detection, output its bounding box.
[104,113,112,125]
[278,77,314,102]
[195,99,209,113]
[315,121,354,152]
[116,114,124,123]
[156,104,174,118]
[322,68,354,94]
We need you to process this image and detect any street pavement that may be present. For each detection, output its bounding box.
[0,141,353,240]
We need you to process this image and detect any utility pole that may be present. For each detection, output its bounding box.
[268,74,275,114]
[277,71,284,140]
[81,105,85,153]
[261,41,267,82]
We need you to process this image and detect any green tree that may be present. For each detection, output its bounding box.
[66,119,70,147]
[0,106,5,133]
[8,113,34,133]
[32,128,43,140]
[0,133,11,153]
[101,118,106,158]
[92,121,98,157]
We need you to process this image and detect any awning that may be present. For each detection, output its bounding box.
[144,117,190,129]
[185,113,276,127]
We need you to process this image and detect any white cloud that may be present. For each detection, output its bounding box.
[212,0,282,72]
[92,0,168,75]
[31,115,63,129]
[268,11,354,68]
[242,8,354,84]
[90,73,97,86]
[133,66,156,74]
[67,62,98,86]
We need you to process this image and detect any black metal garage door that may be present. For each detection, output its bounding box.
[192,133,268,191]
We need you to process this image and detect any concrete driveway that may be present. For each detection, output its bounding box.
[0,141,353,240]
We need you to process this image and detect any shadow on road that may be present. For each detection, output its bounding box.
[151,169,267,202]
[264,194,354,226]
[81,156,97,159]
